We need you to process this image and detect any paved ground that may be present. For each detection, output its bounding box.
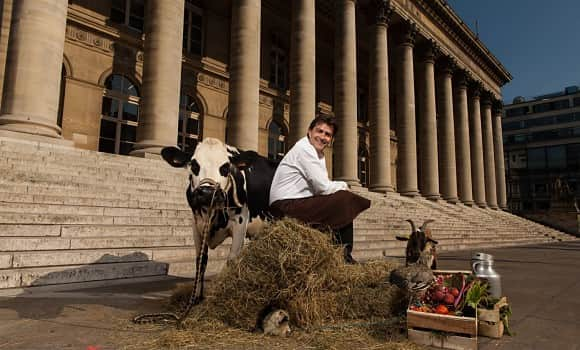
[0,240,579,349]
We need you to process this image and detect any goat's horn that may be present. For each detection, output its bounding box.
[405,219,417,232]
[420,219,435,232]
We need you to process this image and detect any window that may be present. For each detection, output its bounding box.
[527,147,546,170]
[183,1,203,55]
[110,0,145,32]
[566,144,580,170]
[178,94,202,154]
[547,145,566,169]
[269,35,288,90]
[534,183,547,195]
[357,91,368,123]
[268,120,286,161]
[552,99,570,110]
[532,102,551,113]
[99,74,140,155]
[358,146,369,187]
[574,97,580,107]
[505,106,529,117]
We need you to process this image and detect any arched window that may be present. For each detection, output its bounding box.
[358,145,369,188]
[178,93,202,153]
[110,0,145,32]
[268,120,286,161]
[99,74,140,155]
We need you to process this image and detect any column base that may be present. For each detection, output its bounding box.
[0,114,62,138]
[368,185,394,194]
[400,190,420,197]
[0,129,73,147]
[423,194,441,201]
[489,204,499,210]
[461,200,475,207]
[444,197,459,204]
[476,202,487,209]
[130,140,166,159]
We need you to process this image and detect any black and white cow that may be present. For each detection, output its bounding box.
[159,138,277,323]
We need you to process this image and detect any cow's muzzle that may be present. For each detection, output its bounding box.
[191,178,228,209]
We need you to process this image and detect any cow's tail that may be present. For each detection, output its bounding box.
[133,190,218,329]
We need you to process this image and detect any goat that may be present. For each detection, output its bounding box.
[396,219,438,269]
[389,219,438,295]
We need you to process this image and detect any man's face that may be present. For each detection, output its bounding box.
[307,122,334,154]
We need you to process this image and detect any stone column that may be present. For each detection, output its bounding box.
[368,0,393,193]
[493,104,508,209]
[417,41,440,200]
[227,0,261,150]
[437,58,458,203]
[481,95,498,209]
[132,0,185,156]
[395,21,419,197]
[453,73,473,205]
[0,0,68,138]
[469,84,486,208]
[333,0,359,185]
[288,0,316,147]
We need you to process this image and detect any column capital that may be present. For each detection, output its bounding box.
[481,91,494,107]
[492,100,504,115]
[395,20,418,47]
[437,56,457,76]
[419,39,440,63]
[469,81,484,98]
[454,70,469,90]
[373,0,394,26]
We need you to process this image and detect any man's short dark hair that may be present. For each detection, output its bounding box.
[308,115,339,136]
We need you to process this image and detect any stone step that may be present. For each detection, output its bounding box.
[0,202,190,218]
[0,235,194,251]
[0,189,188,210]
[0,260,170,289]
[0,178,184,199]
[0,213,192,225]
[0,159,187,186]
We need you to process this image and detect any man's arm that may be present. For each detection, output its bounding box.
[296,149,348,195]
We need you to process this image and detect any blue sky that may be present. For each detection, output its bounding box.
[445,0,580,104]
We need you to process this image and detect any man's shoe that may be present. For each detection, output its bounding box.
[344,253,359,265]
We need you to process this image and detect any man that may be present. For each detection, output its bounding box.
[269,116,371,264]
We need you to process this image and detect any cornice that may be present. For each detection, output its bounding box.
[415,0,512,85]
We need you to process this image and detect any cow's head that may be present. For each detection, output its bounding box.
[161,138,238,210]
[396,219,438,268]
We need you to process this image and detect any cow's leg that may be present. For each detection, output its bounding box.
[228,207,249,260]
[207,227,230,250]
[192,216,203,257]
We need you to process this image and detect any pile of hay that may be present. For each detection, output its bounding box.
[171,219,406,330]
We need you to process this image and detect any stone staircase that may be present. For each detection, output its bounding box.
[0,137,576,289]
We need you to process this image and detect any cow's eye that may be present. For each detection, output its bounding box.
[219,163,230,177]
[190,159,200,176]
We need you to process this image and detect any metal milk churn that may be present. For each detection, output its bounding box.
[471,252,502,298]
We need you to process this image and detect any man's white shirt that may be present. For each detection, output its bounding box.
[269,136,348,204]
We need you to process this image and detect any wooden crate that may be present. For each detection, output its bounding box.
[407,308,478,349]
[477,297,508,338]
[407,270,478,349]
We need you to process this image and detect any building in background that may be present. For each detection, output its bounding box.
[0,0,511,207]
[503,86,580,231]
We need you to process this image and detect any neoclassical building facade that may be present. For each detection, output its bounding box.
[0,0,511,208]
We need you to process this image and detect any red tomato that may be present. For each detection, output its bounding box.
[450,287,460,297]
[435,304,449,315]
